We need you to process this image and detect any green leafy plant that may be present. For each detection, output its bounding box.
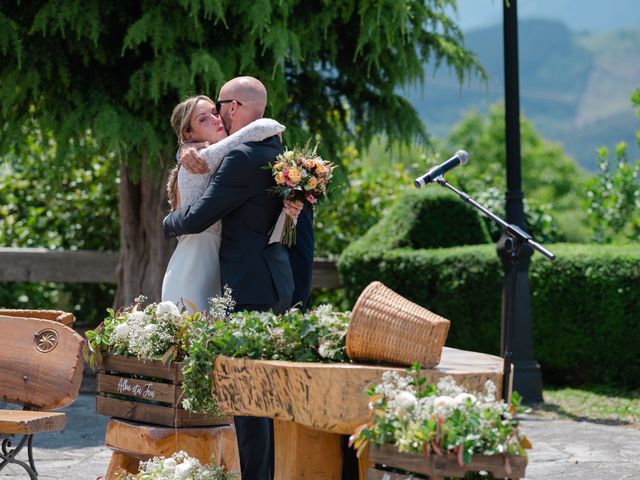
[351,365,531,465]
[182,301,350,416]
[583,142,640,243]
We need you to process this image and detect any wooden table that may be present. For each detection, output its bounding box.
[213,347,506,480]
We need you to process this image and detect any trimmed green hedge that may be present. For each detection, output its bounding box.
[339,238,640,387]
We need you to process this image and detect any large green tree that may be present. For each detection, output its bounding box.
[0,0,482,305]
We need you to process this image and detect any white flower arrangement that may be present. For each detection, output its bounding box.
[352,366,531,465]
[116,451,236,480]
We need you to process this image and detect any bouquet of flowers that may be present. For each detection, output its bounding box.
[115,451,236,480]
[351,365,531,466]
[269,141,335,246]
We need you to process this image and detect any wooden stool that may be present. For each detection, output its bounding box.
[104,418,240,479]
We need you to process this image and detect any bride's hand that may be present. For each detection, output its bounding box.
[179,141,210,174]
[283,199,304,221]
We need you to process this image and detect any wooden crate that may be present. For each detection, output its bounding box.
[97,354,229,428]
[368,444,527,480]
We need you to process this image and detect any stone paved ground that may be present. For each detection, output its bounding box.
[2,394,640,479]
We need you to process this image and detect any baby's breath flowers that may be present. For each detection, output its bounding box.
[351,365,531,466]
[115,450,236,480]
[84,296,194,368]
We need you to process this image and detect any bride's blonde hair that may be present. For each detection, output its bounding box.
[167,95,215,210]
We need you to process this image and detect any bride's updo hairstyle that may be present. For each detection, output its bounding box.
[167,95,215,210]
[170,94,215,145]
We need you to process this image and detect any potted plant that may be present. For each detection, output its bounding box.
[351,365,531,479]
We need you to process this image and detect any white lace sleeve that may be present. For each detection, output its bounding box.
[198,118,286,173]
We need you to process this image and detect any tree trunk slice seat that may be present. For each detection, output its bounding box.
[103,418,240,479]
[212,347,506,480]
[0,314,84,479]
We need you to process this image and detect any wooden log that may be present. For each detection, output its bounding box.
[105,452,141,480]
[273,419,343,480]
[369,445,527,479]
[0,316,84,410]
[213,347,504,435]
[105,418,240,472]
[0,410,67,434]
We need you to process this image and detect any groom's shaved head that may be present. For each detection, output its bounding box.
[220,76,267,117]
[217,76,268,134]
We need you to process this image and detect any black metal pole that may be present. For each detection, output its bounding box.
[499,0,544,403]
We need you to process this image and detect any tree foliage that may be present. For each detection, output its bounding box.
[0,0,484,169]
[444,103,589,242]
[0,128,118,324]
[583,88,640,243]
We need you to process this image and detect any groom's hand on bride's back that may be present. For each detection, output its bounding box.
[179,141,210,174]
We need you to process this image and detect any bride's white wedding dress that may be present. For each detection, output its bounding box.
[161,118,285,312]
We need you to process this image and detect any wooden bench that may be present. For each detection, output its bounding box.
[0,313,84,479]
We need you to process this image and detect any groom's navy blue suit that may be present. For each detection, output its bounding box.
[163,135,293,480]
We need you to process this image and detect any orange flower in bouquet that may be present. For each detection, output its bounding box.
[269,142,335,246]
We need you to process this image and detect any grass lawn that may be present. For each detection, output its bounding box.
[532,386,640,429]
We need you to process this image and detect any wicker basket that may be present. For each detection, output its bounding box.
[346,281,450,367]
[0,309,75,327]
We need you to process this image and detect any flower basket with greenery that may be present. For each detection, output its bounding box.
[84,288,351,419]
[351,365,531,478]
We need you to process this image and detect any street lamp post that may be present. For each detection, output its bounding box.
[499,0,544,403]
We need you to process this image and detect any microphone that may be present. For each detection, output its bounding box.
[414,150,469,188]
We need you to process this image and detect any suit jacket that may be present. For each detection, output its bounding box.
[163,136,293,308]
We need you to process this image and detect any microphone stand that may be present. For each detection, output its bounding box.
[434,176,555,401]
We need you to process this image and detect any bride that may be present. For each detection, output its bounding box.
[161,94,285,312]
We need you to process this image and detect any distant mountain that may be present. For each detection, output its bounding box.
[404,19,640,169]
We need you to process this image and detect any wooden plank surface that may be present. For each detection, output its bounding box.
[0,316,84,410]
[0,247,340,288]
[0,247,119,283]
[100,354,183,383]
[98,374,179,406]
[0,410,66,434]
[370,445,527,478]
[213,347,504,435]
[96,396,230,428]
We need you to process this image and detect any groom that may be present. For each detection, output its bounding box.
[164,76,299,480]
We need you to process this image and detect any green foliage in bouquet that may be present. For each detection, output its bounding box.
[352,365,531,465]
[115,450,236,480]
[182,292,350,416]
